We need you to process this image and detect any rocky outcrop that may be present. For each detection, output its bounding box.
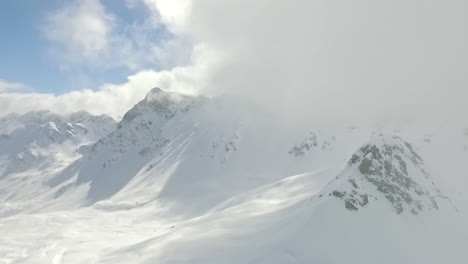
[289,132,335,157]
[327,135,446,215]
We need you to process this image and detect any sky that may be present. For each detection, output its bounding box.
[0,0,170,93]
[0,0,467,125]
[0,0,204,118]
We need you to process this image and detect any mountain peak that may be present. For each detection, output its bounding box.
[326,134,447,215]
[144,87,165,98]
[143,87,185,103]
[119,87,204,126]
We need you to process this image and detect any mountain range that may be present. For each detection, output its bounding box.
[0,88,467,263]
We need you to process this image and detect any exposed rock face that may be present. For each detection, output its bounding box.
[329,135,445,215]
[289,132,335,157]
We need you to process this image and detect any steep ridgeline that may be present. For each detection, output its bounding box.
[69,88,207,203]
[56,88,349,210]
[82,87,204,159]
[0,111,116,209]
[322,134,451,215]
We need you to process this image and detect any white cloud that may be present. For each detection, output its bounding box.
[7,0,468,126]
[0,80,30,93]
[42,0,187,71]
[0,0,219,119]
[140,0,192,34]
[0,45,218,119]
[44,0,114,62]
[174,0,468,124]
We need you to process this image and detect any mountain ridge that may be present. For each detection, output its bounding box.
[0,88,466,263]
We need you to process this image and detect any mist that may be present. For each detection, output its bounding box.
[2,0,467,126]
[180,0,468,126]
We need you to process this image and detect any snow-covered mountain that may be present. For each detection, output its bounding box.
[0,88,467,263]
[49,88,366,212]
[0,111,116,215]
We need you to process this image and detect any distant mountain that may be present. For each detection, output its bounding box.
[0,110,115,136]
[0,110,116,214]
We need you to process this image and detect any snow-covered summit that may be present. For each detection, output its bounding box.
[325,134,450,215]
[119,87,205,127]
[66,88,207,203]
[85,87,205,159]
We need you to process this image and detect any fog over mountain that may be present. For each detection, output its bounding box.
[0,1,467,263]
[2,0,468,124]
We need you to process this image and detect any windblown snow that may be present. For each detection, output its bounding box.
[0,88,467,263]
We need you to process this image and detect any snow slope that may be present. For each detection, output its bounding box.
[0,88,467,263]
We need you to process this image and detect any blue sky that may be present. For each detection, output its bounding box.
[0,0,168,94]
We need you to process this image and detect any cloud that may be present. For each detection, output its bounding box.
[0,45,217,119]
[0,0,218,119]
[167,0,468,125]
[7,0,468,126]
[43,0,114,63]
[139,0,192,34]
[42,0,186,71]
[0,80,31,93]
